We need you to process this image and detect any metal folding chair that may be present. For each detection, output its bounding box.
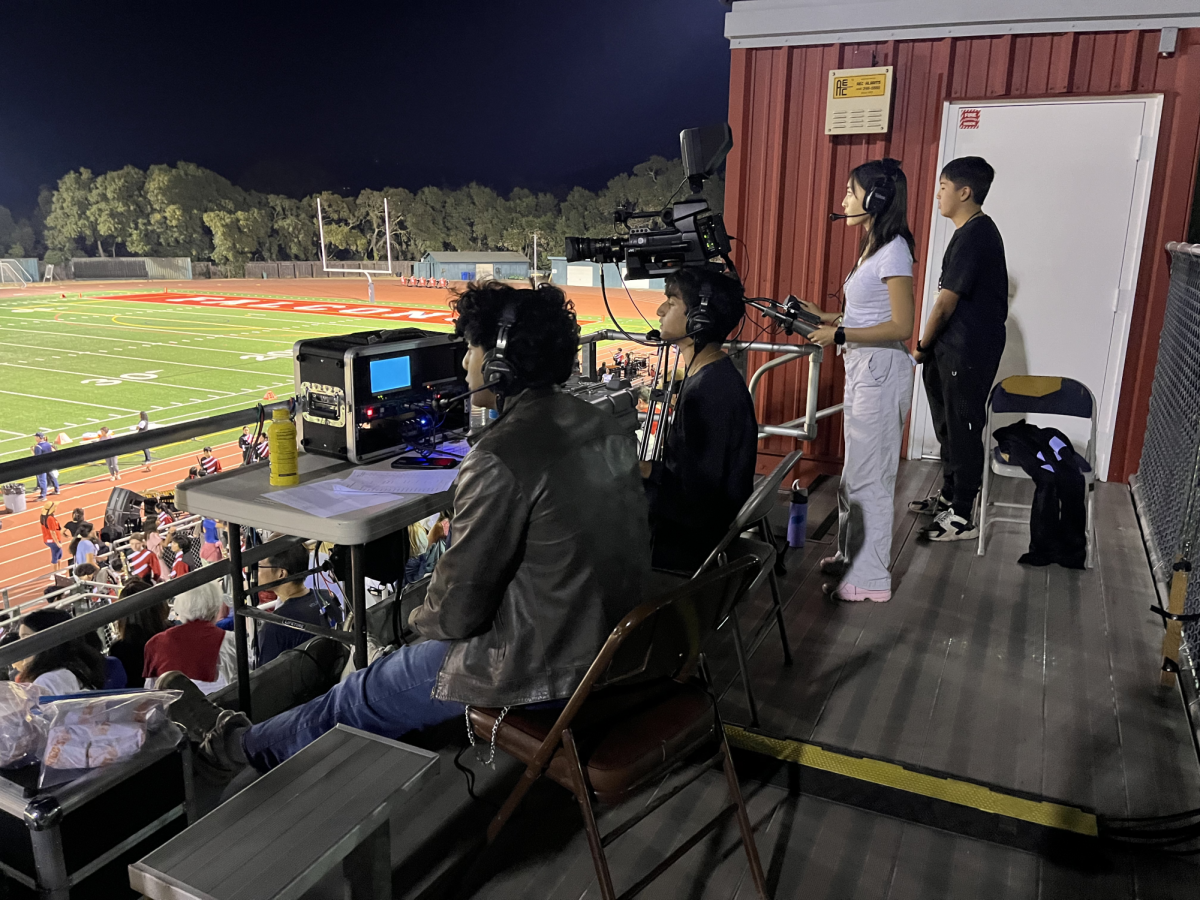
[467,557,768,900]
[977,375,1097,568]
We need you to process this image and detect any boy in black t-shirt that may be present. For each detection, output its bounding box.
[912,157,1009,541]
[644,268,758,572]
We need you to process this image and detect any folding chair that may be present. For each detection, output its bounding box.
[687,449,802,726]
[468,557,768,900]
[977,375,1097,568]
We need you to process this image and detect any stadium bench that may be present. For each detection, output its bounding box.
[129,725,439,900]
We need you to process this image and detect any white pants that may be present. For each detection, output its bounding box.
[836,346,914,591]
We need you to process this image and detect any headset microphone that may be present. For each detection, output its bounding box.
[433,380,501,411]
[645,329,662,342]
[829,210,865,220]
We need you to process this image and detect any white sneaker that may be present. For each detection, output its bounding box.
[921,509,979,542]
[908,491,950,516]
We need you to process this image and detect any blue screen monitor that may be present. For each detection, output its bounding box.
[369,355,412,394]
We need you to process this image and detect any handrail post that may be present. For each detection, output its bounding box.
[228,523,253,718]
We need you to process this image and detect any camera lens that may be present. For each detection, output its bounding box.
[564,236,591,263]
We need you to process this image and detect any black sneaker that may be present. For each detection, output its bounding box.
[909,491,950,515]
[156,671,222,743]
[920,509,979,542]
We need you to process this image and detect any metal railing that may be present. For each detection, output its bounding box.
[1131,242,1200,688]
[0,400,289,483]
[581,329,835,444]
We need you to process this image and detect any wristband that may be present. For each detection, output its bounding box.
[834,326,846,346]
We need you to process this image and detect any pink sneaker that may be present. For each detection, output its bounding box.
[824,582,891,603]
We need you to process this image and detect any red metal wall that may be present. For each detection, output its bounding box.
[727,29,1200,482]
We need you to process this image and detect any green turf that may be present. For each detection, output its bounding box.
[0,288,650,490]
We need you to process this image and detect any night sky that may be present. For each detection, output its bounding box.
[0,0,732,214]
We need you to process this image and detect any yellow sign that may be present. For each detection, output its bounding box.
[832,73,887,99]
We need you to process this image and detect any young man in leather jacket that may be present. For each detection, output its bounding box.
[160,281,653,774]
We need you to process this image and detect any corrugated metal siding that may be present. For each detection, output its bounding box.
[727,29,1200,481]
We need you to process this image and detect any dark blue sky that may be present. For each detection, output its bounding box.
[0,0,732,213]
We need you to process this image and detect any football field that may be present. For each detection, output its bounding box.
[0,280,660,471]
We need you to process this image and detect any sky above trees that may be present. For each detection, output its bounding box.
[0,1,732,215]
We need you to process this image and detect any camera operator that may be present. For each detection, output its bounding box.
[643,268,758,572]
[158,281,653,775]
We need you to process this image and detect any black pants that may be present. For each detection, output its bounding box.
[923,342,1003,520]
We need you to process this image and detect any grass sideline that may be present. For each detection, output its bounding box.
[0,286,652,493]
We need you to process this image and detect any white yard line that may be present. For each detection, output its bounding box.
[0,339,288,377]
[0,362,238,396]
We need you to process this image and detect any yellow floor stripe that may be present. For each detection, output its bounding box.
[725,726,1098,837]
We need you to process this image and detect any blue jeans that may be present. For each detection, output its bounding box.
[241,639,463,771]
[36,472,58,498]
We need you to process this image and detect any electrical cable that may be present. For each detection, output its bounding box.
[454,743,501,809]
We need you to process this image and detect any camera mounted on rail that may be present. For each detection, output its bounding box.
[564,123,734,281]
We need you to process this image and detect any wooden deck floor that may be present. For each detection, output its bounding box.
[712,461,1200,819]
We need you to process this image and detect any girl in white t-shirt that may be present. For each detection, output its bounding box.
[800,159,916,602]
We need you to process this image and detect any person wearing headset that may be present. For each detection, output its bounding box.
[643,268,758,573]
[800,158,916,603]
[157,280,652,775]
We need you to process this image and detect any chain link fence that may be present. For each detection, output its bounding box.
[1132,242,1200,667]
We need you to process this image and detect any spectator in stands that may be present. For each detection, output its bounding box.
[12,608,106,694]
[157,506,175,529]
[70,523,98,568]
[200,517,224,563]
[98,426,120,481]
[64,508,88,540]
[199,447,222,476]
[169,534,192,579]
[143,581,235,694]
[136,411,153,471]
[31,432,59,500]
[126,533,163,582]
[142,516,166,567]
[40,502,65,570]
[238,426,254,465]
[254,544,342,667]
[404,513,450,586]
[186,467,200,481]
[108,580,171,686]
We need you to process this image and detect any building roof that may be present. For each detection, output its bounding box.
[421,251,531,264]
[725,1,1200,49]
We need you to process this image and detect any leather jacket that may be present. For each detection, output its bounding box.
[410,387,652,707]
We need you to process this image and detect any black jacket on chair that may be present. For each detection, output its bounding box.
[992,420,1087,570]
[410,387,653,707]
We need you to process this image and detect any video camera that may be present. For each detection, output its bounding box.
[564,123,734,281]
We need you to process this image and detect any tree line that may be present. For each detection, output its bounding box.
[0,157,723,273]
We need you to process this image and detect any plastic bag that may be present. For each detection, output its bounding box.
[0,682,48,768]
[37,689,181,789]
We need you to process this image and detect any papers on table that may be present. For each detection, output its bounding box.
[263,467,458,518]
[338,468,459,495]
[265,481,405,518]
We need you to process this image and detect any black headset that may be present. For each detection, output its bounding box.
[481,298,520,408]
[686,281,715,348]
[862,158,903,216]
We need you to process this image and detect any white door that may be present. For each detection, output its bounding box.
[908,96,1162,480]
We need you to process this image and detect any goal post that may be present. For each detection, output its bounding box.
[316,197,393,303]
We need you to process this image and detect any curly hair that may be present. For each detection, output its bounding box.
[450,281,580,390]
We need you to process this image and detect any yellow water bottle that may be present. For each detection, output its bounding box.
[268,408,299,486]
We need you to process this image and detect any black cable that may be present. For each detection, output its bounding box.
[1104,808,1200,825]
[454,743,501,810]
[615,265,658,331]
[599,268,661,347]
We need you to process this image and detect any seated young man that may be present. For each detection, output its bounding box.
[644,268,758,572]
[161,280,652,774]
[254,543,343,667]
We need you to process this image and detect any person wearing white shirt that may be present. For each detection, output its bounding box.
[800,158,917,603]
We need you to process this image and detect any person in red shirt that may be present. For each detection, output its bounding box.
[40,502,64,569]
[143,582,234,692]
[157,507,174,529]
[126,533,163,582]
[169,534,192,579]
[199,447,222,476]
[254,434,270,461]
